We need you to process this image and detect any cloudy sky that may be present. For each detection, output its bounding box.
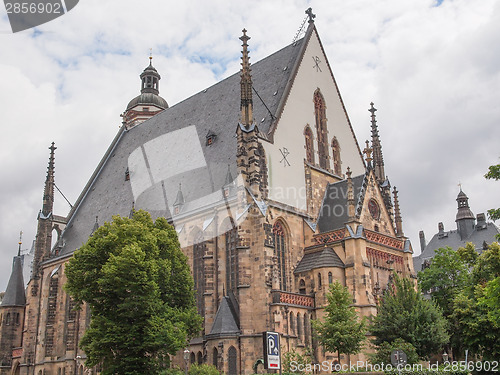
[0,0,499,290]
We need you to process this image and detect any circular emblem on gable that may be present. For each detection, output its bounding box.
[368,199,380,220]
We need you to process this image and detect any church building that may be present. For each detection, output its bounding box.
[0,11,416,375]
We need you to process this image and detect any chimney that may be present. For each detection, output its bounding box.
[419,230,426,252]
[476,213,487,230]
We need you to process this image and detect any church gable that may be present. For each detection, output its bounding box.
[357,170,396,237]
[262,25,365,211]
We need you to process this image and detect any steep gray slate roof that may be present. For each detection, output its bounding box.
[294,247,345,274]
[1,256,26,307]
[59,37,305,255]
[207,296,240,337]
[317,174,366,233]
[413,223,500,271]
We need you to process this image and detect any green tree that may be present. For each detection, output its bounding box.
[418,247,469,318]
[418,246,472,356]
[452,242,500,363]
[312,281,366,362]
[65,210,202,375]
[370,274,449,359]
[484,162,500,223]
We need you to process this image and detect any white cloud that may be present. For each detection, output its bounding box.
[0,0,499,288]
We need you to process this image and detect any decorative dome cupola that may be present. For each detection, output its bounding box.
[122,55,168,129]
[455,187,475,240]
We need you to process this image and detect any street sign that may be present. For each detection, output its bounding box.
[391,349,407,368]
[263,331,281,370]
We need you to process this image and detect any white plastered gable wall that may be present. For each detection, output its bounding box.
[263,27,365,210]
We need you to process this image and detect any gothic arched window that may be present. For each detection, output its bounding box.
[273,221,288,291]
[290,312,295,334]
[45,272,59,357]
[225,223,238,295]
[304,125,315,164]
[331,136,342,176]
[318,273,322,288]
[213,347,218,368]
[228,346,237,375]
[193,232,206,316]
[304,313,310,346]
[328,272,333,285]
[297,313,302,341]
[299,279,306,295]
[314,89,330,170]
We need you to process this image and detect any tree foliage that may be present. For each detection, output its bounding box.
[451,242,500,362]
[312,281,366,360]
[370,274,449,359]
[65,210,202,375]
[418,247,470,318]
[418,245,473,355]
[369,338,419,366]
[484,162,500,222]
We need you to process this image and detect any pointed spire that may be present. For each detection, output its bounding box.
[369,102,386,182]
[2,253,26,307]
[173,183,185,215]
[91,216,99,235]
[346,167,355,221]
[393,186,404,237]
[224,164,234,186]
[240,29,253,128]
[42,142,56,217]
[129,201,135,219]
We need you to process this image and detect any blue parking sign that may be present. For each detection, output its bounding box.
[263,331,280,370]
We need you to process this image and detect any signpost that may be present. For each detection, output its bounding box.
[263,332,281,371]
[391,350,407,374]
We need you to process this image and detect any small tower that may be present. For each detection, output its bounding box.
[122,55,168,129]
[236,29,263,199]
[456,188,475,240]
[0,249,26,368]
[32,143,56,287]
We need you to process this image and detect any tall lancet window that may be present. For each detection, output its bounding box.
[193,231,205,316]
[273,221,288,291]
[331,136,342,176]
[314,89,330,170]
[304,125,315,164]
[225,221,238,295]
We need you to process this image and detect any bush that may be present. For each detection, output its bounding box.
[369,338,420,365]
[188,364,220,375]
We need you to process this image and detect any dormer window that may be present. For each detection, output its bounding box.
[206,131,217,146]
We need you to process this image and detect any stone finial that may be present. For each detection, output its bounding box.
[393,186,403,237]
[305,7,316,23]
[363,140,373,166]
[347,167,355,221]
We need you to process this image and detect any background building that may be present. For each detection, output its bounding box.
[413,189,499,271]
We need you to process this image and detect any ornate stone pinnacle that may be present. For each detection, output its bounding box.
[363,140,373,165]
